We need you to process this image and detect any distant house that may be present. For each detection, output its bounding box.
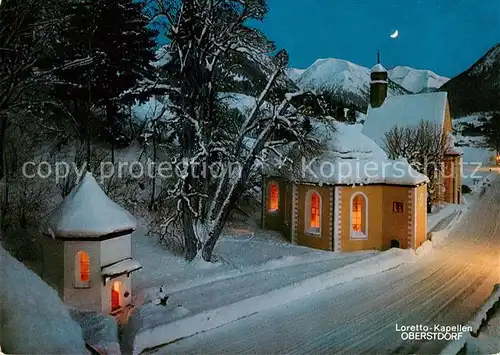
[362,62,462,205]
[261,121,429,252]
[42,173,141,314]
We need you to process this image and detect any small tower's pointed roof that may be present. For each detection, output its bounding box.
[370,63,387,73]
[44,172,136,240]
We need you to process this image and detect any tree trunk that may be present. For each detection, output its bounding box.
[0,116,8,232]
[86,125,91,169]
[149,127,157,211]
[202,222,224,262]
[181,116,200,260]
[201,154,259,261]
[83,102,91,170]
[182,199,198,261]
[106,101,116,164]
[0,116,8,182]
[111,140,115,165]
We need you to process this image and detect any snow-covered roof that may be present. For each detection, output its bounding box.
[445,132,464,156]
[296,157,429,186]
[317,121,388,160]
[271,122,428,186]
[44,173,136,240]
[371,63,387,73]
[362,91,448,147]
[102,258,142,279]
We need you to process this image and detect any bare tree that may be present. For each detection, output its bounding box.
[383,120,449,203]
[146,0,325,261]
[0,0,63,181]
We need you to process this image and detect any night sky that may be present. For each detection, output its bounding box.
[254,0,500,78]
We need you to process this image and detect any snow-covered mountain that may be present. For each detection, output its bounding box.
[441,44,500,116]
[289,58,411,110]
[296,58,368,94]
[388,66,449,94]
[285,68,306,83]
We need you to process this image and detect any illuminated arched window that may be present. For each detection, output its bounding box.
[351,193,368,239]
[306,190,321,234]
[75,251,90,288]
[268,182,279,212]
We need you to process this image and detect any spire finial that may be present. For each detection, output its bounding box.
[377,50,380,64]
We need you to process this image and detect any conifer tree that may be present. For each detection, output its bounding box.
[482,112,500,156]
[0,0,63,180]
[335,105,345,121]
[346,105,357,124]
[52,0,157,162]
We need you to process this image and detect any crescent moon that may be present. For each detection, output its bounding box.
[390,30,399,39]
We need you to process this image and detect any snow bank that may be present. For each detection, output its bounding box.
[415,240,433,258]
[468,284,500,335]
[427,204,463,232]
[129,248,414,354]
[428,205,466,246]
[70,309,120,355]
[465,306,500,354]
[0,247,86,354]
[429,230,449,247]
[439,333,471,355]
[440,284,500,355]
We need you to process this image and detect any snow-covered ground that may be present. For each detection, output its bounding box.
[466,303,500,354]
[457,130,495,188]
[0,247,86,353]
[124,187,485,353]
[132,227,375,294]
[123,168,495,354]
[427,203,465,232]
[126,247,412,354]
[462,146,493,165]
[146,173,500,355]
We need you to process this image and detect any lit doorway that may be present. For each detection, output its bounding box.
[111,281,121,311]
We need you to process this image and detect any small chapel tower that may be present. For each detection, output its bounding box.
[41,172,142,314]
[370,51,388,108]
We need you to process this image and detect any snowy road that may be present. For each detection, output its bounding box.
[152,174,500,355]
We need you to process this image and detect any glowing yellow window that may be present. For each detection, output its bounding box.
[75,251,91,288]
[80,252,90,282]
[112,281,121,311]
[269,183,279,212]
[352,195,365,233]
[310,192,320,229]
